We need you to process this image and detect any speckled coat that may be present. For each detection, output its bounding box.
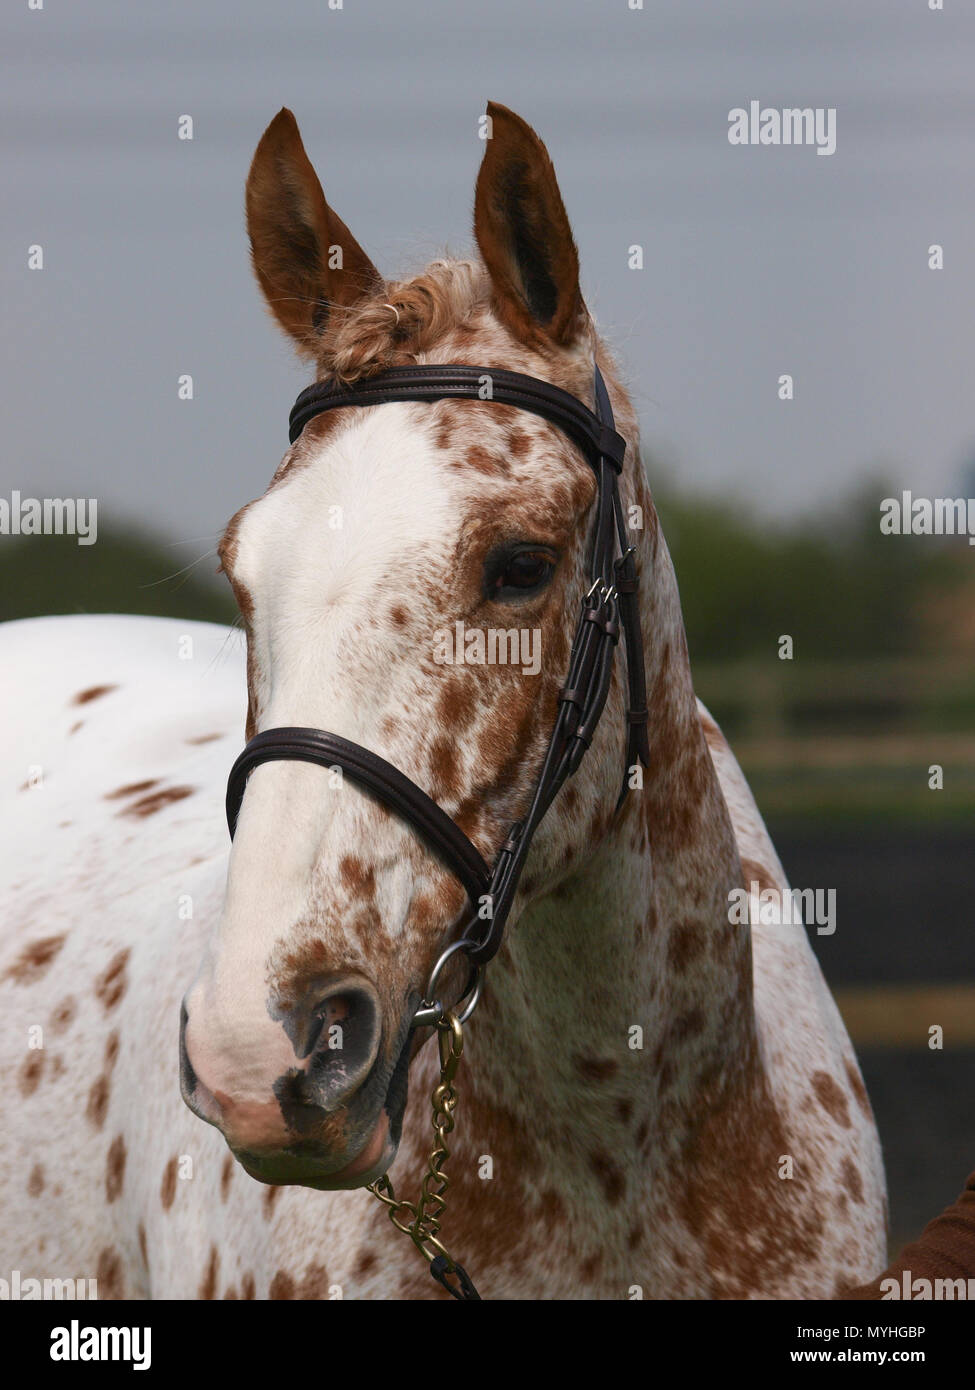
[0,104,886,1300]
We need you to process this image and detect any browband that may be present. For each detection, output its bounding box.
[227,362,649,973]
[289,364,627,469]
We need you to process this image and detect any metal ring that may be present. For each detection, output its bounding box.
[412,938,483,1029]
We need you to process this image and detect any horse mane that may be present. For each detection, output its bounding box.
[319,258,490,383]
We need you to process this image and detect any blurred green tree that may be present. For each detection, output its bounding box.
[0,528,236,626]
[656,478,964,663]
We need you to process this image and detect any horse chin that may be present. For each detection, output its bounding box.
[299,1109,398,1192]
[234,1109,396,1192]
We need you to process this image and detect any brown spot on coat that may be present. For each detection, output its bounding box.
[138,1224,148,1267]
[160,1156,178,1210]
[811,1071,852,1129]
[199,1245,220,1299]
[105,779,159,800]
[5,934,67,985]
[269,1270,295,1299]
[429,735,461,797]
[354,1249,378,1279]
[843,1058,873,1119]
[241,1272,256,1299]
[537,1190,566,1224]
[840,1157,865,1205]
[507,427,532,457]
[94,949,130,1012]
[96,1247,125,1298]
[573,1056,618,1083]
[701,717,725,754]
[464,444,507,476]
[50,996,77,1034]
[86,1075,110,1129]
[740,858,778,895]
[106,1134,126,1202]
[667,922,706,974]
[338,856,376,899]
[589,1151,625,1205]
[263,1184,282,1218]
[118,786,194,818]
[298,1264,330,1299]
[185,733,223,745]
[27,1163,44,1197]
[221,1155,234,1201]
[436,675,477,733]
[73,684,119,705]
[19,1050,45,1097]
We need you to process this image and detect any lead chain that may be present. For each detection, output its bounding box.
[367,1011,480,1300]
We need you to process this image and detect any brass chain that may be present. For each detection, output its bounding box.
[368,1011,479,1298]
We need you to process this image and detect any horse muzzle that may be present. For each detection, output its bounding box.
[178,983,413,1189]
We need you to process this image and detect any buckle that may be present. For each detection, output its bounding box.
[614,546,639,593]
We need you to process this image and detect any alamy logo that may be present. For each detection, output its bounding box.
[728,883,837,936]
[1,1268,97,1300]
[50,1320,151,1371]
[880,492,975,544]
[0,491,97,545]
[880,1270,975,1300]
[433,622,541,676]
[728,102,836,156]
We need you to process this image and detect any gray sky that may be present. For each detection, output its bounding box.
[3,0,974,562]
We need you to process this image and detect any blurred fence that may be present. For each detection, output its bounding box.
[694,657,975,823]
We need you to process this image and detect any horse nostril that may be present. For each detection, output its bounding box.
[304,981,381,1107]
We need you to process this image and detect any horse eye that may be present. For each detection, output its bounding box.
[485,546,557,601]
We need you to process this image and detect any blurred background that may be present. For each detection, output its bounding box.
[2,0,973,1255]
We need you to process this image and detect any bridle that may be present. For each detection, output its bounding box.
[224,361,650,1299]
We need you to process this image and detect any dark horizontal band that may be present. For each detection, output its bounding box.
[288,364,626,472]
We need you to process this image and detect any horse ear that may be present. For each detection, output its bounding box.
[245,109,381,357]
[473,102,587,350]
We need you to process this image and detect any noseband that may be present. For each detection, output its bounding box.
[225,362,649,1010]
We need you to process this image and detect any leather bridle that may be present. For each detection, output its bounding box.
[225,361,649,1002]
[222,360,650,1299]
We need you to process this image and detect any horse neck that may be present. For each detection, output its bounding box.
[448,522,758,1192]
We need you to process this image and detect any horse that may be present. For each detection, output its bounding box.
[0,103,886,1299]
